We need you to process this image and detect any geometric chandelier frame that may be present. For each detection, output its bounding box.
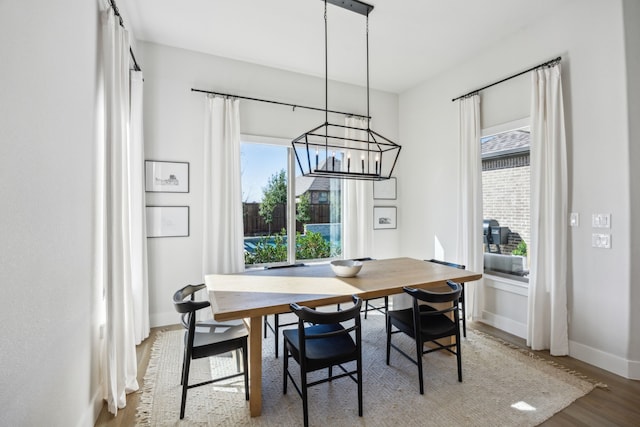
[292,0,401,181]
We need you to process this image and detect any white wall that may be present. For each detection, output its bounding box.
[0,0,103,426]
[623,0,640,377]
[138,42,400,326]
[399,0,637,377]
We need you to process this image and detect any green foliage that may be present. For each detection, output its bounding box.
[244,230,340,264]
[244,230,287,264]
[296,231,332,260]
[258,169,287,233]
[296,193,311,225]
[512,240,527,256]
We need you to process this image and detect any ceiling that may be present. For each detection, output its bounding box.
[120,0,574,94]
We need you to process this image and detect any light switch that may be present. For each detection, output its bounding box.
[592,233,611,248]
[570,213,579,227]
[592,213,611,228]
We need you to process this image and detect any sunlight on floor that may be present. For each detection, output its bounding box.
[511,401,537,411]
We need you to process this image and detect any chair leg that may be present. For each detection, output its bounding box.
[263,315,268,338]
[180,346,187,386]
[385,316,392,365]
[180,355,191,419]
[461,286,467,337]
[456,328,463,382]
[357,353,363,417]
[242,341,250,400]
[283,344,289,394]
[416,338,424,395]
[274,314,280,359]
[301,368,309,427]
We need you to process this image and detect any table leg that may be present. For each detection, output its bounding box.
[248,316,263,416]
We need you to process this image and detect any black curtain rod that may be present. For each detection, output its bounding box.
[451,56,561,102]
[190,88,371,119]
[108,0,142,72]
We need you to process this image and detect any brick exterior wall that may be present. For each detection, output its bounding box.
[482,154,530,254]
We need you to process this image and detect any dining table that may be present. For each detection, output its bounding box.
[205,256,482,417]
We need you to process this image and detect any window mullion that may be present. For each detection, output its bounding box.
[287,146,297,264]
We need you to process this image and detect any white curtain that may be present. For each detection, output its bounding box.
[99,7,140,415]
[129,70,149,345]
[456,95,484,321]
[203,96,244,274]
[342,117,373,259]
[527,64,568,355]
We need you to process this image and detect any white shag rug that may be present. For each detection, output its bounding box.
[136,313,597,427]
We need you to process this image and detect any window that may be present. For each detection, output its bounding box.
[481,119,530,282]
[241,136,342,267]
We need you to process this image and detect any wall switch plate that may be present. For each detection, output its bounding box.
[570,213,579,227]
[592,233,611,248]
[592,213,611,228]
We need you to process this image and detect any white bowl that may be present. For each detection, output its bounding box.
[330,260,363,278]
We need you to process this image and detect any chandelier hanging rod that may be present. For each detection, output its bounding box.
[190,88,370,120]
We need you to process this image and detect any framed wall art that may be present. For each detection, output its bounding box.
[373,177,397,200]
[373,206,397,230]
[146,206,190,238]
[145,160,189,193]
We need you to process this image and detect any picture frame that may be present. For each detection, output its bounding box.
[146,206,190,238]
[373,206,397,230]
[145,160,189,193]
[373,177,397,200]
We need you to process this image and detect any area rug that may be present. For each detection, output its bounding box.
[136,314,597,426]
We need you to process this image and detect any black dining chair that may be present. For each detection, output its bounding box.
[283,295,363,427]
[172,284,249,419]
[386,281,463,394]
[263,263,305,358]
[427,259,468,337]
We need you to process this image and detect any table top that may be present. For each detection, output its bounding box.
[205,257,482,321]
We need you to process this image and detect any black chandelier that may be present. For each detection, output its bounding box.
[292,0,401,181]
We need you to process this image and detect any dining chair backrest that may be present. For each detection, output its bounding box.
[173,284,211,330]
[403,280,462,305]
[426,259,468,336]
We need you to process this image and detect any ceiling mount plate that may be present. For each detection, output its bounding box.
[325,0,374,16]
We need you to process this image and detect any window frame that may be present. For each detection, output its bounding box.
[240,134,342,268]
[480,118,530,284]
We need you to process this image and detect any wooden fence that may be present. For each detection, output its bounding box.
[243,203,334,236]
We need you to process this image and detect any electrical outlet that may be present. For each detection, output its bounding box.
[592,233,611,249]
[592,213,611,228]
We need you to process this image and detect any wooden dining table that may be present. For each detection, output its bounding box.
[205,256,482,417]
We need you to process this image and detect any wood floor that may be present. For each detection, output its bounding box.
[95,322,640,426]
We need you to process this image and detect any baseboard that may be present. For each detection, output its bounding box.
[569,339,639,379]
[627,358,640,380]
[151,311,180,328]
[78,388,103,427]
[480,312,639,380]
[479,311,527,339]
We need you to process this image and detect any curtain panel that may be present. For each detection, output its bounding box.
[99,7,141,415]
[456,94,485,322]
[527,64,569,355]
[342,117,373,259]
[129,70,149,345]
[202,96,244,275]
